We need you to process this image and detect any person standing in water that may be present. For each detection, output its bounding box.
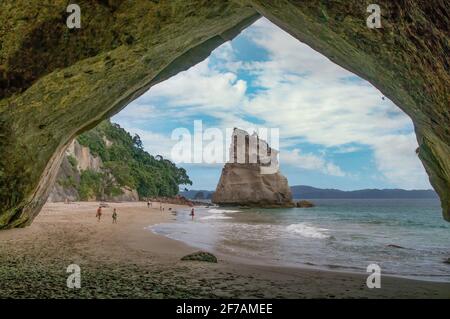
[112,208,118,224]
[190,207,195,220]
[96,206,102,222]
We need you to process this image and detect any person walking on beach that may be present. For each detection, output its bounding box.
[190,208,195,220]
[96,206,102,222]
[112,208,118,224]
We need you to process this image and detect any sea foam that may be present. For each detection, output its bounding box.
[207,209,240,214]
[200,215,232,220]
[286,223,329,239]
[197,208,239,221]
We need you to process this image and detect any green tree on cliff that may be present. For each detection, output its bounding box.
[77,120,192,199]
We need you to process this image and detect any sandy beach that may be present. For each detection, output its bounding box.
[0,201,449,299]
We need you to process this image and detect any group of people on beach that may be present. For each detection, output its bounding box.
[95,201,195,223]
[147,200,174,213]
[147,200,195,219]
[96,206,117,224]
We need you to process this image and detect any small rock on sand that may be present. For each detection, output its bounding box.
[181,251,218,263]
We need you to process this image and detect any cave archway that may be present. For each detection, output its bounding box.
[0,1,448,228]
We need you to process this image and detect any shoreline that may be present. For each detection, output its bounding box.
[0,201,449,298]
[152,204,450,284]
[151,210,450,284]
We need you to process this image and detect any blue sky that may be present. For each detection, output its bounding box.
[113,18,431,191]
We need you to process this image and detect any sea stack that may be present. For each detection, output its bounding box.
[212,128,294,208]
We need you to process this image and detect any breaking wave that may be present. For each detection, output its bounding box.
[286,223,330,239]
[207,209,240,214]
[200,215,232,220]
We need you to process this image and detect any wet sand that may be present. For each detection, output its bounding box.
[0,201,448,298]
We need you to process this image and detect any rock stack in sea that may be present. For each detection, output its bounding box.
[212,128,294,208]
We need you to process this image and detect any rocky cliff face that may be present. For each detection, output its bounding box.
[0,1,448,228]
[212,164,294,207]
[47,139,139,202]
[212,129,294,207]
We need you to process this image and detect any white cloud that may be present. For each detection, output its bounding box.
[238,18,429,188]
[113,103,162,124]
[371,134,430,189]
[115,18,430,189]
[145,58,246,111]
[281,149,346,177]
[116,125,175,159]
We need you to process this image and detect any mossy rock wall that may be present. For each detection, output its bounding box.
[0,0,448,228]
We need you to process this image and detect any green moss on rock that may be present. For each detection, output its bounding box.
[181,251,218,263]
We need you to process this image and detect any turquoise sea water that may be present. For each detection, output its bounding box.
[151,199,450,282]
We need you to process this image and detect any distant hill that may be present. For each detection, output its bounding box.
[290,185,438,199]
[180,190,214,200]
[180,186,438,200]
